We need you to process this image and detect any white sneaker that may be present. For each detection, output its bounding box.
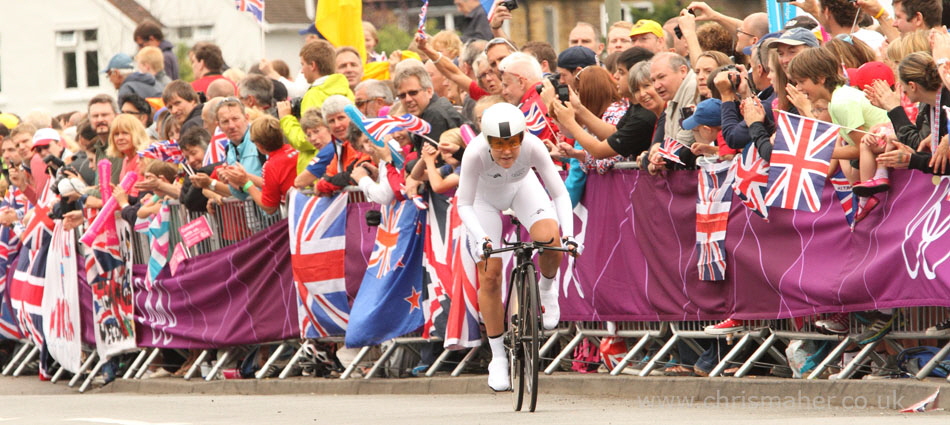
[487,357,510,391]
[540,285,560,330]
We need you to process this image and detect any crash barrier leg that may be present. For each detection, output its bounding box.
[339,345,371,380]
[362,333,435,380]
[600,321,669,376]
[68,351,97,387]
[735,332,781,378]
[451,345,485,377]
[12,344,40,377]
[204,349,232,381]
[640,333,681,377]
[255,342,291,379]
[280,341,312,380]
[425,348,453,377]
[2,342,32,375]
[122,349,151,380]
[544,329,584,375]
[133,348,163,379]
[78,358,107,393]
[181,350,210,381]
[708,331,757,377]
[706,320,776,377]
[918,339,950,379]
[51,364,67,383]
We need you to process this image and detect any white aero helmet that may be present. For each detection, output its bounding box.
[480,103,526,139]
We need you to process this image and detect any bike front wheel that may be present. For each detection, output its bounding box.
[522,263,540,412]
[507,270,524,412]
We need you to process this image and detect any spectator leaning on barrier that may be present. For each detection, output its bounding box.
[215,98,264,200]
[315,95,371,195]
[293,109,335,189]
[228,115,298,215]
[645,52,700,171]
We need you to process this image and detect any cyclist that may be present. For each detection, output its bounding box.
[457,102,579,391]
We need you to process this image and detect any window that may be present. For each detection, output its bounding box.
[57,29,99,90]
[177,26,193,39]
[195,25,214,40]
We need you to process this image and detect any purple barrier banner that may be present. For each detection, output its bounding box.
[566,169,950,322]
[134,220,298,349]
[345,201,379,302]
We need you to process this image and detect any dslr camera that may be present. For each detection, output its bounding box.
[535,74,570,104]
[499,0,518,11]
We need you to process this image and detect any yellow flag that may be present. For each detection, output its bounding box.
[316,0,367,63]
[362,61,390,81]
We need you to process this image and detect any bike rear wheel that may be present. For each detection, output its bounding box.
[507,269,524,412]
[522,263,540,412]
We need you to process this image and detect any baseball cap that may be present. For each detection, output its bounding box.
[769,27,819,48]
[783,15,819,31]
[32,128,61,149]
[742,32,781,56]
[557,46,597,70]
[846,61,895,90]
[298,23,320,36]
[629,19,664,39]
[0,113,19,130]
[102,53,134,73]
[682,99,722,130]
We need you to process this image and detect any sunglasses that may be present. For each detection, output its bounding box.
[355,97,381,107]
[487,134,523,151]
[397,90,421,100]
[485,37,517,53]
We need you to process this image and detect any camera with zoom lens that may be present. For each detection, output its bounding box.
[535,74,570,104]
[289,97,304,119]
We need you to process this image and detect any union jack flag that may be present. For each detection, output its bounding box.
[235,0,265,24]
[658,137,686,165]
[730,143,769,220]
[421,192,451,341]
[418,0,429,35]
[287,189,349,339]
[346,200,425,348]
[363,114,432,141]
[0,226,23,340]
[764,112,838,212]
[829,169,858,229]
[87,218,136,360]
[10,182,55,348]
[139,140,184,164]
[525,102,547,136]
[696,159,735,281]
[202,127,228,166]
[444,197,481,350]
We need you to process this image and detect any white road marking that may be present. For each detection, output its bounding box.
[67,419,189,425]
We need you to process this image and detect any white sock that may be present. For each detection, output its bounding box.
[488,335,506,360]
[873,167,888,180]
[539,274,555,293]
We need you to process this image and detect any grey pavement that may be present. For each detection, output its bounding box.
[0,373,949,424]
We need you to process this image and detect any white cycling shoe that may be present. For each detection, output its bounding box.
[540,285,560,330]
[487,357,510,391]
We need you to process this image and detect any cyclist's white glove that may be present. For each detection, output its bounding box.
[562,236,582,256]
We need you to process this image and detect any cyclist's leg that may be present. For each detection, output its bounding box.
[472,198,510,391]
[511,175,563,329]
